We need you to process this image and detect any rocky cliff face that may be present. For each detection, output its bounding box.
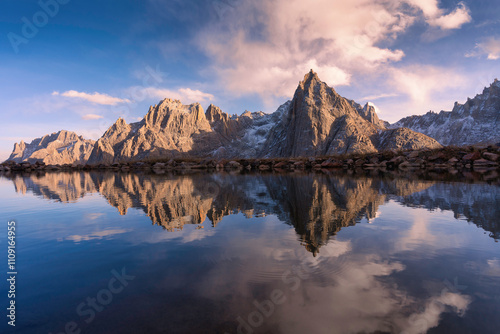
[391,79,500,146]
[10,71,444,165]
[86,98,280,164]
[87,99,221,164]
[262,71,440,157]
[7,130,95,165]
[86,70,440,163]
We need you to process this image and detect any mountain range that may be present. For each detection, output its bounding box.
[391,79,500,146]
[7,130,94,165]
[6,71,499,165]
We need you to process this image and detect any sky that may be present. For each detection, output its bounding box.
[0,0,499,161]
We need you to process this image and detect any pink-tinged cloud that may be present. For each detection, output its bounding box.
[406,0,471,30]
[81,114,104,120]
[389,65,466,107]
[197,0,413,102]
[127,87,214,104]
[466,37,500,60]
[52,90,131,105]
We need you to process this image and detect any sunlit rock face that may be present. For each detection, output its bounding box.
[6,171,499,254]
[84,71,441,164]
[262,71,439,157]
[8,72,442,165]
[391,79,500,146]
[87,100,219,164]
[7,130,95,165]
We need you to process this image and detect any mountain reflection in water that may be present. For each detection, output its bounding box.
[6,171,500,254]
[1,170,499,334]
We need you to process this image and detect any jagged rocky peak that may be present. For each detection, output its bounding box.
[111,117,128,130]
[360,102,385,128]
[297,70,340,106]
[13,140,26,152]
[300,69,321,85]
[263,70,441,157]
[263,70,377,157]
[205,104,229,124]
[144,98,208,130]
[101,117,132,141]
[392,78,500,146]
[6,130,95,165]
[19,70,446,165]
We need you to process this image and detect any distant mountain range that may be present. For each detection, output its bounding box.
[7,130,94,165]
[86,70,440,164]
[391,79,500,146]
[6,71,499,165]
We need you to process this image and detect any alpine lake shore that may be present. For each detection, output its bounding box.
[2,146,499,181]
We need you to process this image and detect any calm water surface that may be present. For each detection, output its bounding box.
[0,171,499,334]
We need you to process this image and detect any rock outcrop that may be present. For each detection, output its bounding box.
[87,100,220,164]
[262,71,441,157]
[86,99,280,164]
[8,71,444,165]
[391,79,500,146]
[86,70,441,163]
[7,130,95,165]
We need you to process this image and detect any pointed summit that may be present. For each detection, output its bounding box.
[109,117,128,132]
[205,104,228,124]
[300,69,320,85]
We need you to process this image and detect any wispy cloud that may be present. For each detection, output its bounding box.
[361,93,399,101]
[466,37,500,60]
[127,87,214,104]
[406,0,471,30]
[81,114,104,120]
[389,65,466,107]
[63,229,130,243]
[195,0,415,102]
[188,0,471,107]
[52,90,131,105]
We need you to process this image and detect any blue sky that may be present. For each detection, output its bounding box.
[0,0,499,160]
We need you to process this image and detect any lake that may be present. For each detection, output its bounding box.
[0,170,499,334]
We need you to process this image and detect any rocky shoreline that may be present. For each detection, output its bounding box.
[1,146,499,174]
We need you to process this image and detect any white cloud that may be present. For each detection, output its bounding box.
[365,64,471,122]
[389,65,466,108]
[430,3,471,30]
[191,0,472,105]
[466,37,500,60]
[361,93,399,101]
[64,229,130,243]
[197,0,413,102]
[128,87,214,104]
[52,90,131,105]
[406,0,471,30]
[398,292,470,334]
[81,114,104,120]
